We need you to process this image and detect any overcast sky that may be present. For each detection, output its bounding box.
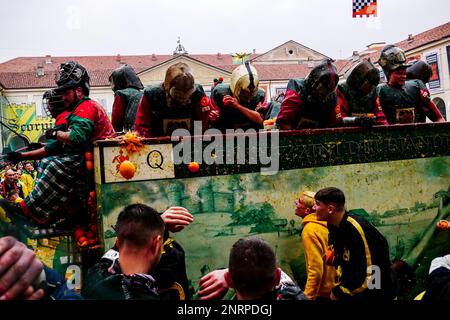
[1,0,449,63]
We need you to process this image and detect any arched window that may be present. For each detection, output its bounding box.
[432,97,446,120]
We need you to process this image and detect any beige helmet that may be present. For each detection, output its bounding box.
[164,62,196,106]
[230,61,259,103]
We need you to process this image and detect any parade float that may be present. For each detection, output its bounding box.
[89,122,450,298]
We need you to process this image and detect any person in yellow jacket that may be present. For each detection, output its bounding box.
[18,170,33,197]
[295,190,337,300]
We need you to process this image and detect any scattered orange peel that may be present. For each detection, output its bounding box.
[118,131,144,155]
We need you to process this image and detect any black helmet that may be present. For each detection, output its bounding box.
[305,59,338,103]
[406,60,433,84]
[346,60,380,93]
[42,89,65,118]
[378,45,408,76]
[109,64,144,92]
[55,61,90,95]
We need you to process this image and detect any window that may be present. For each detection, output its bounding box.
[432,97,446,120]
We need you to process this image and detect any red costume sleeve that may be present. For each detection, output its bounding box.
[111,95,125,132]
[255,101,270,119]
[374,96,388,125]
[373,100,388,125]
[134,95,153,138]
[276,89,303,130]
[54,110,70,127]
[335,90,350,123]
[419,88,444,122]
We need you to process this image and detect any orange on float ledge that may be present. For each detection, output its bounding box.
[437,220,449,230]
[188,162,200,173]
[119,160,136,180]
[85,151,93,161]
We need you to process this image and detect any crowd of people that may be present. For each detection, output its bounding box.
[0,161,38,224]
[1,187,448,301]
[0,43,448,301]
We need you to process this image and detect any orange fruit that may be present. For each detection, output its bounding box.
[79,241,88,247]
[85,151,93,161]
[78,236,87,244]
[188,162,200,173]
[437,220,449,230]
[74,229,84,240]
[119,160,136,180]
[200,96,209,107]
[86,160,94,171]
[86,231,95,239]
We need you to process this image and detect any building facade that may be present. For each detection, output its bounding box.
[0,40,325,151]
[1,22,449,152]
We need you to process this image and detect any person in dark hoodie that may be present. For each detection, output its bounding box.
[109,64,144,132]
[337,60,388,127]
[224,237,307,300]
[376,45,444,124]
[276,59,341,130]
[422,254,450,301]
[313,187,393,300]
[82,205,193,300]
[83,204,165,300]
[134,62,216,137]
[406,60,433,85]
[209,62,266,131]
[197,237,308,300]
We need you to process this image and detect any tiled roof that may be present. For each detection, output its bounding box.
[337,21,450,76]
[1,22,448,90]
[0,70,119,89]
[254,64,312,80]
[0,52,312,89]
[396,21,450,52]
[0,55,174,73]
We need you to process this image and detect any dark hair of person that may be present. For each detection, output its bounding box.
[314,187,346,209]
[115,204,164,248]
[228,237,277,297]
[7,190,18,197]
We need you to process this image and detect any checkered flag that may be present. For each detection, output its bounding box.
[353,0,377,17]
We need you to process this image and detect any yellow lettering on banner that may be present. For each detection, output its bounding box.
[3,103,55,144]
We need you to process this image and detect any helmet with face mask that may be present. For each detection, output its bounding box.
[55,61,90,95]
[109,64,144,92]
[406,60,433,84]
[305,60,339,104]
[42,89,65,118]
[378,45,408,78]
[346,60,380,96]
[230,62,259,104]
[163,62,196,106]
